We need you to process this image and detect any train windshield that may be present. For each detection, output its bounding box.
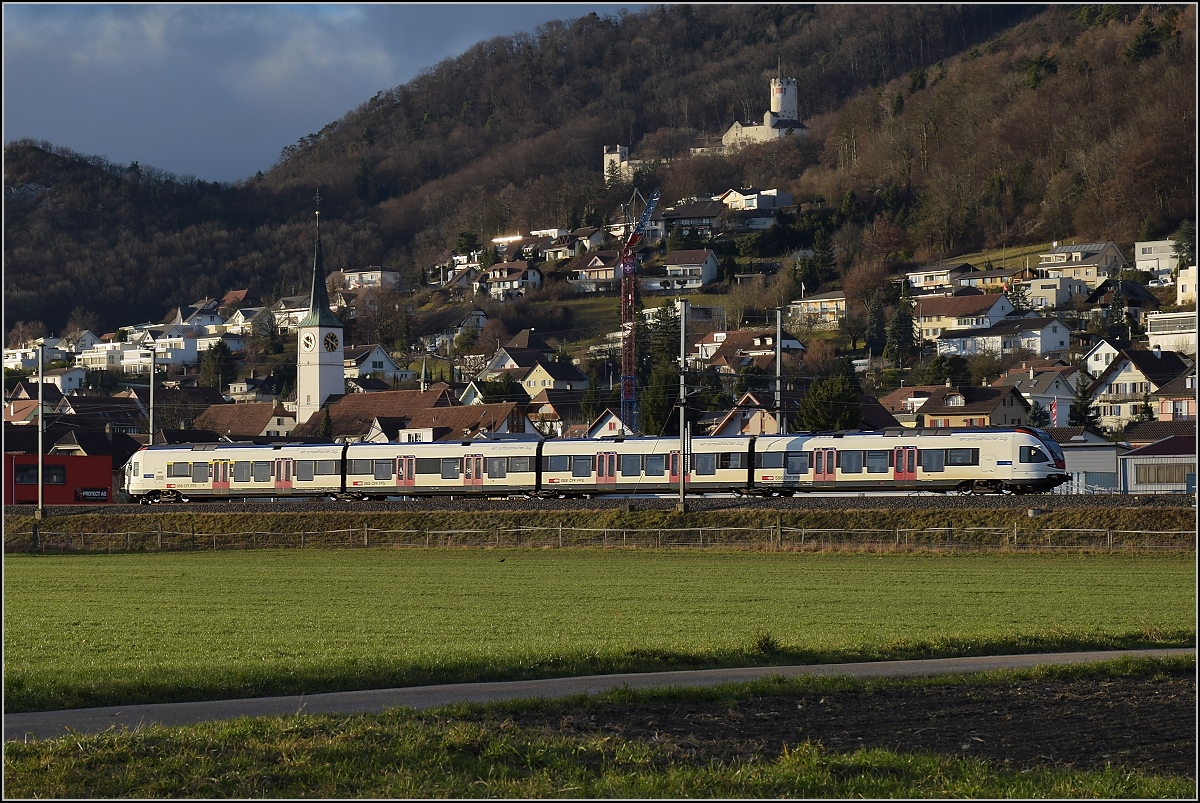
[1021,427,1065,468]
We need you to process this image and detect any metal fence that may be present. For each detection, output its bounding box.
[7,523,1195,554]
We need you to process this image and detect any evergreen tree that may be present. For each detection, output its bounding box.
[318,407,333,439]
[1105,281,1129,341]
[579,373,601,422]
[810,228,836,286]
[1027,400,1050,428]
[199,341,238,390]
[1068,371,1100,428]
[799,373,861,431]
[864,289,887,357]
[667,223,684,253]
[638,361,679,436]
[1005,281,1031,312]
[1172,219,1195,274]
[883,280,915,366]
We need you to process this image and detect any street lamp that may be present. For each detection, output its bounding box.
[36,343,44,520]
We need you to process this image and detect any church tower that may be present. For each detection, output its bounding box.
[295,190,344,427]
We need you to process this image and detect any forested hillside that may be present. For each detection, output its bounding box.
[4,3,1194,340]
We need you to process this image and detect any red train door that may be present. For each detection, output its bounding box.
[274,458,293,492]
[463,454,484,490]
[814,448,837,483]
[397,456,416,489]
[213,460,231,495]
[596,451,617,490]
[894,446,917,482]
[669,450,682,487]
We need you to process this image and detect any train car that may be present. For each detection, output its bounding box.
[752,427,1068,495]
[342,435,542,499]
[538,436,753,496]
[126,442,347,503]
[5,454,113,505]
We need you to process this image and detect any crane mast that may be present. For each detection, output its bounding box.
[619,188,660,435]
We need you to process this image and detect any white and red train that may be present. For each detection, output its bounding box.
[125,427,1069,503]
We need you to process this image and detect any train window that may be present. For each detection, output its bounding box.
[839,450,864,474]
[920,449,945,472]
[414,458,439,475]
[315,460,339,475]
[571,456,592,477]
[349,459,373,475]
[947,448,979,466]
[645,454,666,476]
[866,450,890,474]
[252,462,272,482]
[694,453,717,475]
[440,458,459,479]
[295,461,315,481]
[374,460,393,480]
[191,462,209,483]
[785,452,809,474]
[14,465,66,484]
[233,462,251,482]
[757,451,784,469]
[1019,446,1049,463]
[487,457,507,478]
[620,454,641,476]
[509,456,532,473]
[167,462,191,478]
[720,452,746,470]
[546,455,569,472]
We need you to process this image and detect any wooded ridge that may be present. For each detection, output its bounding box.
[3,4,1194,339]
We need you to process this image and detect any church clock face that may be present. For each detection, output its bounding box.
[324,332,340,352]
[301,333,316,352]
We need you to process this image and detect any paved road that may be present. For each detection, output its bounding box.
[5,648,1193,742]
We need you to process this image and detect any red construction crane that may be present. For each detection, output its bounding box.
[619,188,660,434]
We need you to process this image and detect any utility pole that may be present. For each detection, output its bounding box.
[147,349,155,446]
[677,298,688,514]
[36,343,44,520]
[776,307,785,435]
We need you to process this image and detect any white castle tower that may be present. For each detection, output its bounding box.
[769,76,799,123]
[295,190,344,427]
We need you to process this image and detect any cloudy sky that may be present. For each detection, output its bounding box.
[3,3,644,184]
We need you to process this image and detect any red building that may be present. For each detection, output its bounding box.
[3,454,113,505]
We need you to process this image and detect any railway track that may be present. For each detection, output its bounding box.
[11,493,1194,517]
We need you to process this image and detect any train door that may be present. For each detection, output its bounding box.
[273,458,293,493]
[893,446,917,483]
[814,448,837,484]
[596,451,617,491]
[212,460,231,496]
[397,455,416,490]
[463,453,484,490]
[669,450,682,488]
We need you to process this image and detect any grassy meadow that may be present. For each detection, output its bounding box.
[4,549,1193,713]
[4,659,1194,798]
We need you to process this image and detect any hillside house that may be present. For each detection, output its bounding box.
[912,294,1015,342]
[1037,242,1129,288]
[1145,311,1197,357]
[695,328,805,369]
[1153,367,1197,422]
[519,361,590,397]
[1087,347,1192,431]
[937,316,1071,359]
[525,389,585,437]
[645,199,726,243]
[655,249,720,292]
[414,305,488,354]
[788,291,847,329]
[1133,239,1179,280]
[1081,338,1125,378]
[903,262,975,291]
[954,266,1035,291]
[342,267,403,291]
[476,261,543,301]
[343,344,414,386]
[1176,265,1196,304]
[568,250,621,293]
[288,385,456,441]
[194,402,296,440]
[991,364,1080,427]
[1021,276,1090,310]
[1084,279,1160,327]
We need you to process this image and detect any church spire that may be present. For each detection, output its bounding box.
[298,188,342,328]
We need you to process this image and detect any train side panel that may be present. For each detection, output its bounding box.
[343,439,541,498]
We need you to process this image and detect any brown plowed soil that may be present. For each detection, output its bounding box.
[479,670,1196,777]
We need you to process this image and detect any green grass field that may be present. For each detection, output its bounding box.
[4,550,1193,713]
[4,660,1194,798]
